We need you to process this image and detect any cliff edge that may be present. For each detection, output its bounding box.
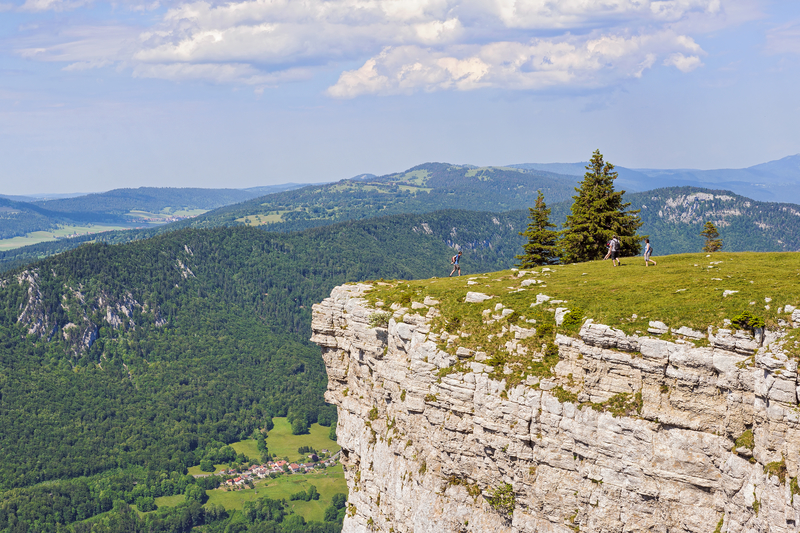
[311,254,800,532]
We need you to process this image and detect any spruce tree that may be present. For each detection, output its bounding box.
[700,221,722,252]
[516,190,559,267]
[560,150,643,263]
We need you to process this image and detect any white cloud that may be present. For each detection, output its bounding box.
[491,0,722,29]
[663,52,703,71]
[13,0,753,94]
[328,30,705,97]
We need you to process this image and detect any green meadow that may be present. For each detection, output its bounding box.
[186,418,340,476]
[168,418,345,522]
[0,224,130,251]
[368,252,800,338]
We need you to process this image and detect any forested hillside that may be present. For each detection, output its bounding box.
[30,187,261,215]
[0,187,269,243]
[547,186,800,253]
[0,209,524,532]
[170,163,576,232]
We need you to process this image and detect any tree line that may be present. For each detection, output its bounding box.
[516,150,728,266]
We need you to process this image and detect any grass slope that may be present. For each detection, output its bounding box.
[366,252,800,366]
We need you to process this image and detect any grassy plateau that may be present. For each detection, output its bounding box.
[364,252,800,385]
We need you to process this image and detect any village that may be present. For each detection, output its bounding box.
[216,450,340,490]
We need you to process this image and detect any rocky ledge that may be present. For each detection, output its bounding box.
[311,283,800,533]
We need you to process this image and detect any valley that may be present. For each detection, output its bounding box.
[2,157,800,533]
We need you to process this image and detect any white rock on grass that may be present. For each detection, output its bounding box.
[465,292,493,303]
[723,290,739,297]
[555,307,570,326]
[531,294,551,306]
[648,321,669,335]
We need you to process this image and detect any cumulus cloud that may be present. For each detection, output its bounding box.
[328,30,703,97]
[13,0,751,93]
[663,52,704,71]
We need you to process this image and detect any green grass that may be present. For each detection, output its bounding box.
[187,464,229,475]
[0,224,132,251]
[185,418,339,476]
[230,439,261,460]
[370,252,800,335]
[153,494,185,508]
[206,465,347,520]
[365,252,800,383]
[266,418,339,463]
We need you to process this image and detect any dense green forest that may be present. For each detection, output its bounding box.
[0,209,525,532]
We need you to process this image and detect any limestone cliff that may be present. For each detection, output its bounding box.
[311,282,800,533]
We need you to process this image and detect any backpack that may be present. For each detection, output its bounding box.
[610,239,620,252]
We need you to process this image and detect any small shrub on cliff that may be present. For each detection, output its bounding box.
[486,483,515,517]
[552,386,578,404]
[368,406,379,421]
[730,311,765,334]
[734,429,754,450]
[590,391,642,418]
[560,307,585,332]
[764,457,787,484]
[368,311,391,328]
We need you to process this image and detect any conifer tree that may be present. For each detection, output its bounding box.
[560,150,643,263]
[700,221,722,252]
[516,190,559,267]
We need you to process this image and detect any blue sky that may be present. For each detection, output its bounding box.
[0,0,798,194]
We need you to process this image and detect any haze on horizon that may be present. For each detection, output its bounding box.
[1,0,798,196]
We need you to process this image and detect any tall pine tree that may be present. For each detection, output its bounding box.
[516,190,559,267]
[560,150,643,263]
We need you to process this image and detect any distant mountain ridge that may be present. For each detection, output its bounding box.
[510,154,800,203]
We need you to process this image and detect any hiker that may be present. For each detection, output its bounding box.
[644,238,657,266]
[603,240,612,260]
[609,235,621,266]
[449,251,462,277]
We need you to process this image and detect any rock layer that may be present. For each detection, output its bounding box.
[311,284,800,533]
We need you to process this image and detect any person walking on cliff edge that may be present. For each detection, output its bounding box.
[609,235,621,267]
[644,238,657,267]
[449,251,462,277]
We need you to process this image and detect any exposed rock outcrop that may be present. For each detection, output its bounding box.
[312,284,800,533]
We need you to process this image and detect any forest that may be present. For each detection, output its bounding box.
[0,209,527,532]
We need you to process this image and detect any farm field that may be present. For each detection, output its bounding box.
[0,223,132,250]
[202,465,346,521]
[185,418,340,476]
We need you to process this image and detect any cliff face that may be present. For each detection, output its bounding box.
[311,283,800,533]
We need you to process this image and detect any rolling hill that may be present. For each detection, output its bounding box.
[512,153,800,203]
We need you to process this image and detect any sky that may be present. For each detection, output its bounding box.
[0,0,799,195]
